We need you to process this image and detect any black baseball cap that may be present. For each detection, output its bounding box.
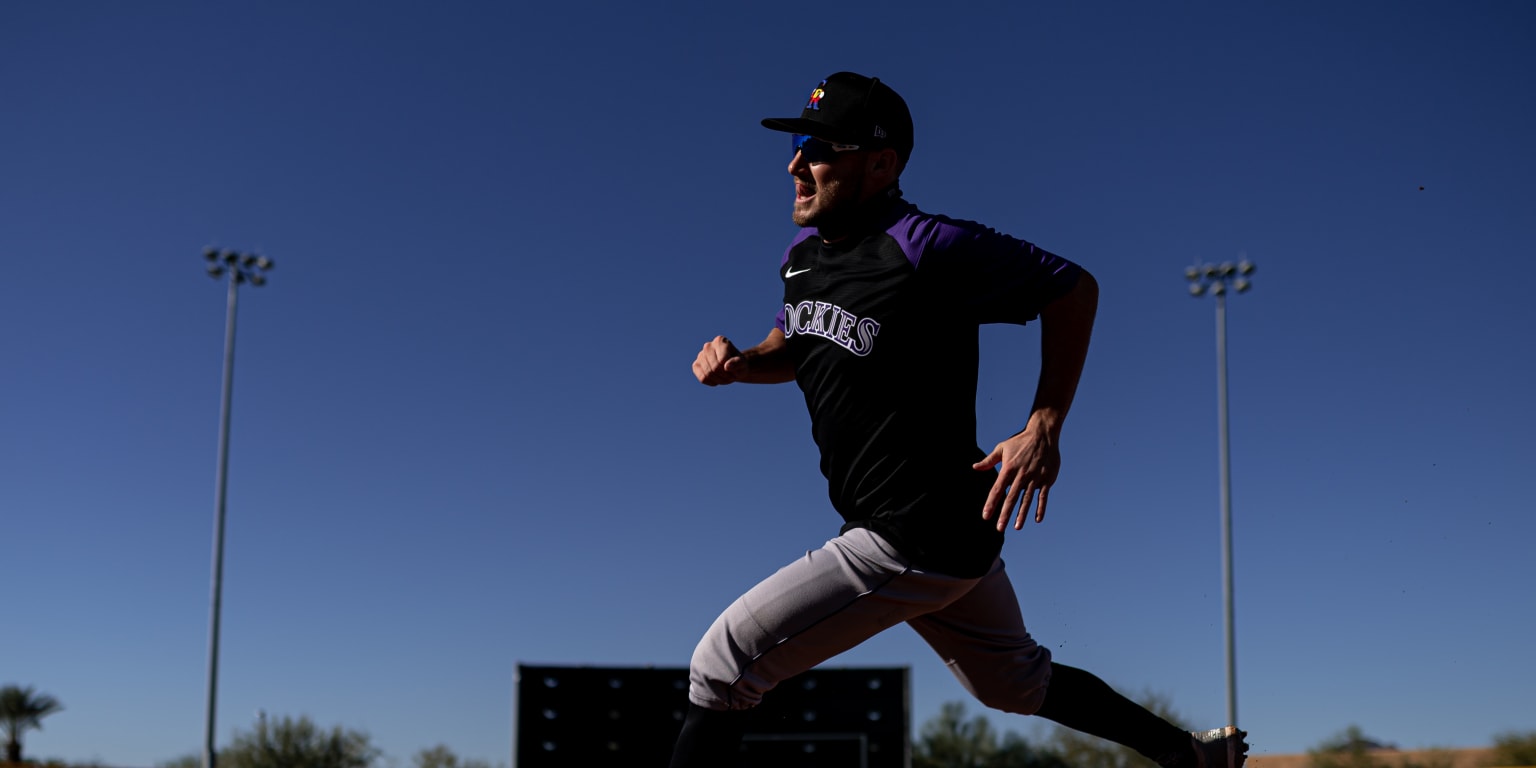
[761,72,914,163]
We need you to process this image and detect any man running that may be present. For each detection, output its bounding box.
[674,70,1248,768]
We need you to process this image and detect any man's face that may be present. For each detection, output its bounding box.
[788,137,870,230]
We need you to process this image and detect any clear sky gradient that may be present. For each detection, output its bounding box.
[3,2,1533,767]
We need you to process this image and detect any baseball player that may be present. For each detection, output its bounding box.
[673,71,1249,768]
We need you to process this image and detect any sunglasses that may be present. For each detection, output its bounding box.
[792,134,861,164]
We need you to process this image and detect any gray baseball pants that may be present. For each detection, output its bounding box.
[687,526,1053,713]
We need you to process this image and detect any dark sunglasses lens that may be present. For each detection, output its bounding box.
[792,134,832,163]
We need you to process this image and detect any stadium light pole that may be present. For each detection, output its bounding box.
[1184,257,1254,728]
[201,247,273,768]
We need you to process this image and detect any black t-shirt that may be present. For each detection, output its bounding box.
[773,196,1083,578]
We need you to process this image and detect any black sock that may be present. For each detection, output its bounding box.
[669,702,749,768]
[1033,663,1196,767]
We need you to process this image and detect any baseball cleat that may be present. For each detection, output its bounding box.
[1191,726,1249,768]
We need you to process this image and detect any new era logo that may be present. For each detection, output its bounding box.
[873,125,887,138]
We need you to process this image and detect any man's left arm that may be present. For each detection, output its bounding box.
[975,268,1099,531]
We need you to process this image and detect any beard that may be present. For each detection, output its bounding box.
[791,173,865,230]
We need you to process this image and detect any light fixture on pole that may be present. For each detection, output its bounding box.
[1184,256,1254,728]
[201,247,273,768]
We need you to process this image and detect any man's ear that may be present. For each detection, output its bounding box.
[867,147,901,181]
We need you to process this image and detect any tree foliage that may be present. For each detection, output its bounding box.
[913,701,1068,768]
[1309,725,1388,768]
[159,724,502,768]
[1308,725,1455,768]
[163,714,379,768]
[6,762,107,768]
[412,744,499,768]
[1,684,64,764]
[913,688,1191,768]
[1489,731,1536,768]
[914,701,1002,768]
[995,732,1071,768]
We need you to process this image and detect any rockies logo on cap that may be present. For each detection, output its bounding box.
[806,82,827,111]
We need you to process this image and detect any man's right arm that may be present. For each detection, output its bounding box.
[693,329,795,385]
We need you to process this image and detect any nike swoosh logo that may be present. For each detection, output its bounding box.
[785,267,812,278]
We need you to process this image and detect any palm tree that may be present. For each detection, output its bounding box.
[0,684,63,764]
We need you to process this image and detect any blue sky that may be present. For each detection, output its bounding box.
[3,2,1533,766]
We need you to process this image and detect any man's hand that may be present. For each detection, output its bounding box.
[974,421,1062,530]
[692,329,797,386]
[693,335,746,386]
[976,269,1096,531]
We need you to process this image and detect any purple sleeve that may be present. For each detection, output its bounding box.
[774,227,818,333]
[888,210,1082,325]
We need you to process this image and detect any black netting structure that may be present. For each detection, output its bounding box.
[516,664,910,767]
